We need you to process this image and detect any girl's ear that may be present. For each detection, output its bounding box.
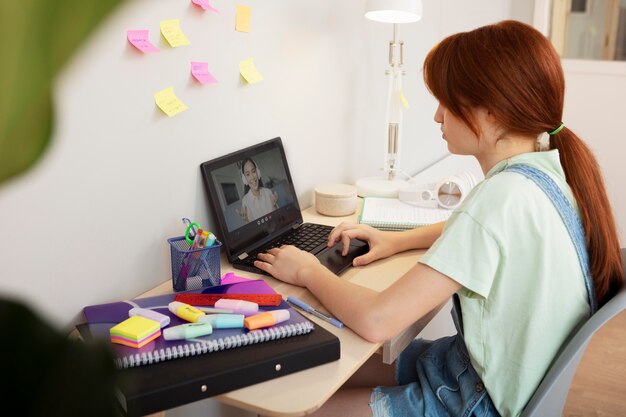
[485,108,498,124]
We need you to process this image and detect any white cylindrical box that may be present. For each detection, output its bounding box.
[315,184,357,217]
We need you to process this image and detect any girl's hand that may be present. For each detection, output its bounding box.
[327,222,398,266]
[255,245,322,287]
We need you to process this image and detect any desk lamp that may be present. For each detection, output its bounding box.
[356,0,423,197]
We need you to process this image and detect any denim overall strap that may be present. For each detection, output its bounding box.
[504,164,597,314]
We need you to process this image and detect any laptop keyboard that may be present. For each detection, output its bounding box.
[238,223,334,266]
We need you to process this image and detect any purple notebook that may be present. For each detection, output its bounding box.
[80,279,314,368]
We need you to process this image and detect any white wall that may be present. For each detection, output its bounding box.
[0,0,535,415]
[0,0,521,328]
[561,60,626,242]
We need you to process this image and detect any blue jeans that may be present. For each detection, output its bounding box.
[370,297,500,417]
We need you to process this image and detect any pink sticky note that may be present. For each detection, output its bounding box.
[127,30,159,53]
[192,0,220,12]
[191,61,218,84]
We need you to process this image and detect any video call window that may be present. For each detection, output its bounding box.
[210,148,294,232]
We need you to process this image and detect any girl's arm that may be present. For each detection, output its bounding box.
[255,246,459,342]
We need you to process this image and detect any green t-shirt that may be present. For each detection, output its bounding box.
[419,150,590,417]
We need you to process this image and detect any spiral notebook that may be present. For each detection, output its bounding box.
[358,197,452,231]
[80,279,313,369]
[78,278,340,416]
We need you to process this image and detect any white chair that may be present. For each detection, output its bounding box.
[521,248,626,416]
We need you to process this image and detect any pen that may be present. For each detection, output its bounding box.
[286,296,344,329]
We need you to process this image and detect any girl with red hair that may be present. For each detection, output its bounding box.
[256,20,623,417]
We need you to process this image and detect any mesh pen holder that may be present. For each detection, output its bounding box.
[168,236,221,292]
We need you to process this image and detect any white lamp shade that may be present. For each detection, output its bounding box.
[364,0,423,23]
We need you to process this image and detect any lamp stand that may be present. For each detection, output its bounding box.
[356,23,410,198]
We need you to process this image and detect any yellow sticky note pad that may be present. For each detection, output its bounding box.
[400,91,410,109]
[239,59,263,84]
[110,316,160,342]
[235,4,251,32]
[154,86,188,117]
[160,19,191,47]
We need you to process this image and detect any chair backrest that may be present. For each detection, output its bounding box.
[521,248,626,417]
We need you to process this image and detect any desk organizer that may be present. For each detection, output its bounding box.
[167,236,221,292]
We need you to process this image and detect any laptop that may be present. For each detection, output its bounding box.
[200,137,368,275]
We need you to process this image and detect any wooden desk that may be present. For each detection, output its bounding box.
[141,205,439,417]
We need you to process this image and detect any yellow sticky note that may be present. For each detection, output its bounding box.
[239,58,263,84]
[160,19,191,47]
[154,87,188,117]
[400,91,410,109]
[235,4,251,32]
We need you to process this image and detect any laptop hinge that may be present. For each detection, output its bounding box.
[238,252,249,260]
[291,222,302,230]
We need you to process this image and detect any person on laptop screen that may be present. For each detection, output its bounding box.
[238,157,279,222]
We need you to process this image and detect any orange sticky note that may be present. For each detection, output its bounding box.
[235,4,251,33]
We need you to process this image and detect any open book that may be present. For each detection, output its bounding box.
[359,197,452,231]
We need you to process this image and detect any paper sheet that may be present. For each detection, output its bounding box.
[127,30,159,53]
[359,197,452,230]
[239,58,263,84]
[160,19,191,47]
[154,87,188,117]
[192,0,220,12]
[235,4,251,32]
[191,62,218,84]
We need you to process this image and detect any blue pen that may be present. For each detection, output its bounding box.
[286,296,344,329]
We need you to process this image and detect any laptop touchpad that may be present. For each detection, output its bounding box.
[317,240,369,275]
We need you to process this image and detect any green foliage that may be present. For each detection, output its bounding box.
[0,0,122,184]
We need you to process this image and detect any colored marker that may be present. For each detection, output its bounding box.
[198,314,245,329]
[215,298,259,316]
[128,307,171,328]
[168,301,205,322]
[163,322,213,340]
[244,309,290,330]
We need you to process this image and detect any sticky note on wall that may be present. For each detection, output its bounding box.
[239,58,263,84]
[160,19,191,47]
[127,30,159,53]
[192,0,220,13]
[235,4,251,32]
[154,86,188,117]
[191,62,218,84]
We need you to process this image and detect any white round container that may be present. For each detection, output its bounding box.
[314,184,357,217]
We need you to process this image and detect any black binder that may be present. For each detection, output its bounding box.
[77,323,340,416]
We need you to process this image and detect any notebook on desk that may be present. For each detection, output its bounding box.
[200,137,368,275]
[78,279,341,416]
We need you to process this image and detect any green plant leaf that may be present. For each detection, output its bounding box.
[0,0,122,184]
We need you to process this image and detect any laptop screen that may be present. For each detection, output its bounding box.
[200,137,303,261]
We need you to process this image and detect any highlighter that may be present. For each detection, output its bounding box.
[128,307,171,328]
[168,301,205,322]
[162,322,213,340]
[198,314,245,329]
[244,309,290,330]
[214,299,259,316]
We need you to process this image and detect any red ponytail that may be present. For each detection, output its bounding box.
[423,20,623,306]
